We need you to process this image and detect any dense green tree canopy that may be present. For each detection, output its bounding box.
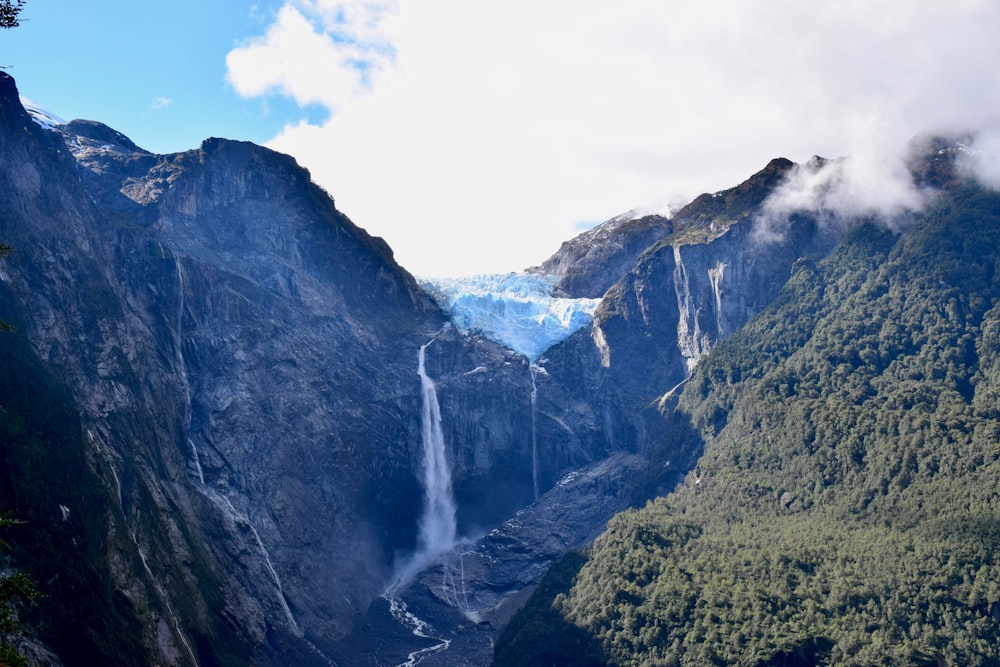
[496,185,1000,666]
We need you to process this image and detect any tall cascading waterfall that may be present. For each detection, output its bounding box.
[415,340,458,557]
[382,340,460,664]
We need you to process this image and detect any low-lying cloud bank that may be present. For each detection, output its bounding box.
[753,130,1000,243]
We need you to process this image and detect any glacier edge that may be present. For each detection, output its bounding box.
[418,273,601,361]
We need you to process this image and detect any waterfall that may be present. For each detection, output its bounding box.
[174,256,205,484]
[187,439,205,486]
[529,364,540,500]
[673,245,704,372]
[131,537,199,665]
[708,261,726,338]
[416,341,457,556]
[215,494,302,637]
[385,340,460,595]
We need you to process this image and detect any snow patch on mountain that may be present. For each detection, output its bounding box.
[419,273,601,360]
[21,97,66,130]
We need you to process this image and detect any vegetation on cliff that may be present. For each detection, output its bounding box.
[496,184,1000,666]
[0,293,148,666]
[0,513,35,667]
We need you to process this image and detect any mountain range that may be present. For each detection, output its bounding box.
[1,69,998,666]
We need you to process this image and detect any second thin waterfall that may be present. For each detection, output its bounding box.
[529,364,540,501]
[416,340,457,555]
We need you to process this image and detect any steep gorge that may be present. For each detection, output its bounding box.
[0,67,945,666]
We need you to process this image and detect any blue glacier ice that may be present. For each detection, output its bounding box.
[419,273,601,361]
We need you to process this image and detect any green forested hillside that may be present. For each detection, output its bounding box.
[496,185,1000,666]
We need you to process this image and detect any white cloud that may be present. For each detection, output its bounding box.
[226,1,397,113]
[227,0,1000,277]
[150,96,173,110]
[960,126,1000,190]
[752,154,929,245]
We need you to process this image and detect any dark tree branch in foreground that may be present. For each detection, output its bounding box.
[0,1,24,29]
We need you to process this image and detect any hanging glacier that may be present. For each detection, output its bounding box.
[418,272,601,361]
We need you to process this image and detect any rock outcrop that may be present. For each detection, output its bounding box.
[529,212,674,298]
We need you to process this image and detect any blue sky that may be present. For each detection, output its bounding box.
[2,1,313,153]
[4,2,1000,277]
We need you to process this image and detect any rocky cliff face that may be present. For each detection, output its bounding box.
[529,212,675,298]
[528,159,838,494]
[0,68,862,666]
[0,72,543,665]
